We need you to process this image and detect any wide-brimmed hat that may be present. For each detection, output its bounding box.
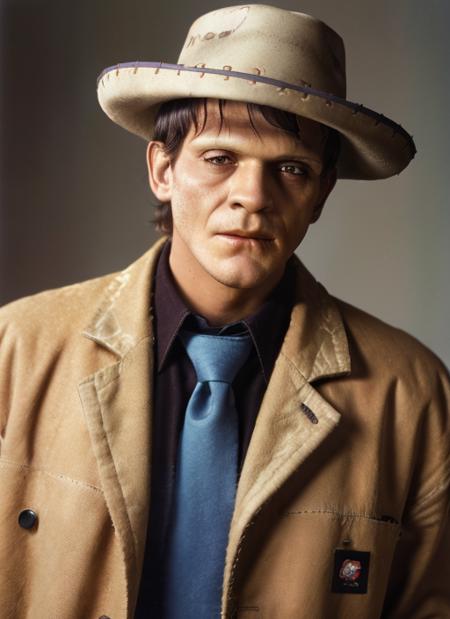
[97,4,416,180]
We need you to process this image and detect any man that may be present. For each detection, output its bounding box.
[0,5,448,619]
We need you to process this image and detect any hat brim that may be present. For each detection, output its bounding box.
[97,62,416,180]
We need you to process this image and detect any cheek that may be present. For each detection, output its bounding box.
[281,185,321,233]
[171,169,226,232]
[170,183,208,236]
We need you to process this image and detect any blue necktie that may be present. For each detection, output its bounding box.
[164,329,252,619]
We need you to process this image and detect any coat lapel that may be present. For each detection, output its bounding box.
[223,259,351,612]
[77,239,165,615]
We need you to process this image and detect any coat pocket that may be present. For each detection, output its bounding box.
[234,509,401,619]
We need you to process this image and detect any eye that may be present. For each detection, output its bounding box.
[204,154,233,166]
[279,163,308,177]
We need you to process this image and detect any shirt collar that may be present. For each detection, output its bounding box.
[153,241,190,371]
[153,240,294,382]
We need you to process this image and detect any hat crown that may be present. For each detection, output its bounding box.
[178,4,346,98]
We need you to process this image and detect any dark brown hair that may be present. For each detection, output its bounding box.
[151,98,340,235]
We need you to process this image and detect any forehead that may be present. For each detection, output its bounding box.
[182,100,328,160]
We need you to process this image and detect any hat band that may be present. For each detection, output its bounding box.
[97,61,411,141]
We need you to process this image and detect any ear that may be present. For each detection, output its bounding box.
[146,141,173,202]
[311,167,337,223]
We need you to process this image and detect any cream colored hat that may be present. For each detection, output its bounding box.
[97,4,416,180]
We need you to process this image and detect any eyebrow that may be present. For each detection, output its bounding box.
[191,135,323,167]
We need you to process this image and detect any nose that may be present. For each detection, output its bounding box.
[228,162,273,213]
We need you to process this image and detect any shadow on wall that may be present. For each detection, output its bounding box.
[0,0,174,305]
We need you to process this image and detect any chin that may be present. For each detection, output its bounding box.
[207,262,276,291]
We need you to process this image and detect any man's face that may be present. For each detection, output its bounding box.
[149,101,335,298]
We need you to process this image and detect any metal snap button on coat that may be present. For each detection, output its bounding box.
[18,509,38,529]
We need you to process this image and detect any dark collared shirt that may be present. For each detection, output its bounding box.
[135,241,294,616]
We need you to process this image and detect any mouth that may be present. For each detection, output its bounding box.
[217,230,275,242]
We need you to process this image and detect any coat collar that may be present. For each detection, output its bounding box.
[284,257,351,382]
[81,237,167,357]
[81,238,350,380]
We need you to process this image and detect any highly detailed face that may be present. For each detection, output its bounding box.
[148,100,336,301]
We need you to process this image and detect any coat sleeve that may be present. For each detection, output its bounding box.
[382,361,450,618]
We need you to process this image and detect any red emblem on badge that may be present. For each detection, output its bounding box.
[332,550,370,594]
[339,559,362,582]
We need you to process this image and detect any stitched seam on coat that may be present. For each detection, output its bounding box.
[284,508,400,525]
[0,459,103,493]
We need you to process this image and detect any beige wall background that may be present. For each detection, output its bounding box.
[1,0,449,367]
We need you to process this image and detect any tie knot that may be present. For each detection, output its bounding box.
[180,330,253,384]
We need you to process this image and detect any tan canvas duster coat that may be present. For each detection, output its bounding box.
[0,239,449,619]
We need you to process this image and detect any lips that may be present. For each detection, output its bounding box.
[218,230,274,241]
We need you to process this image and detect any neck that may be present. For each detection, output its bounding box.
[168,242,282,327]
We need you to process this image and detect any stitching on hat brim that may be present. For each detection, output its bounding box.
[97,61,414,149]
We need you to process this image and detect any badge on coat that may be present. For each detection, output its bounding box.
[331,549,370,594]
